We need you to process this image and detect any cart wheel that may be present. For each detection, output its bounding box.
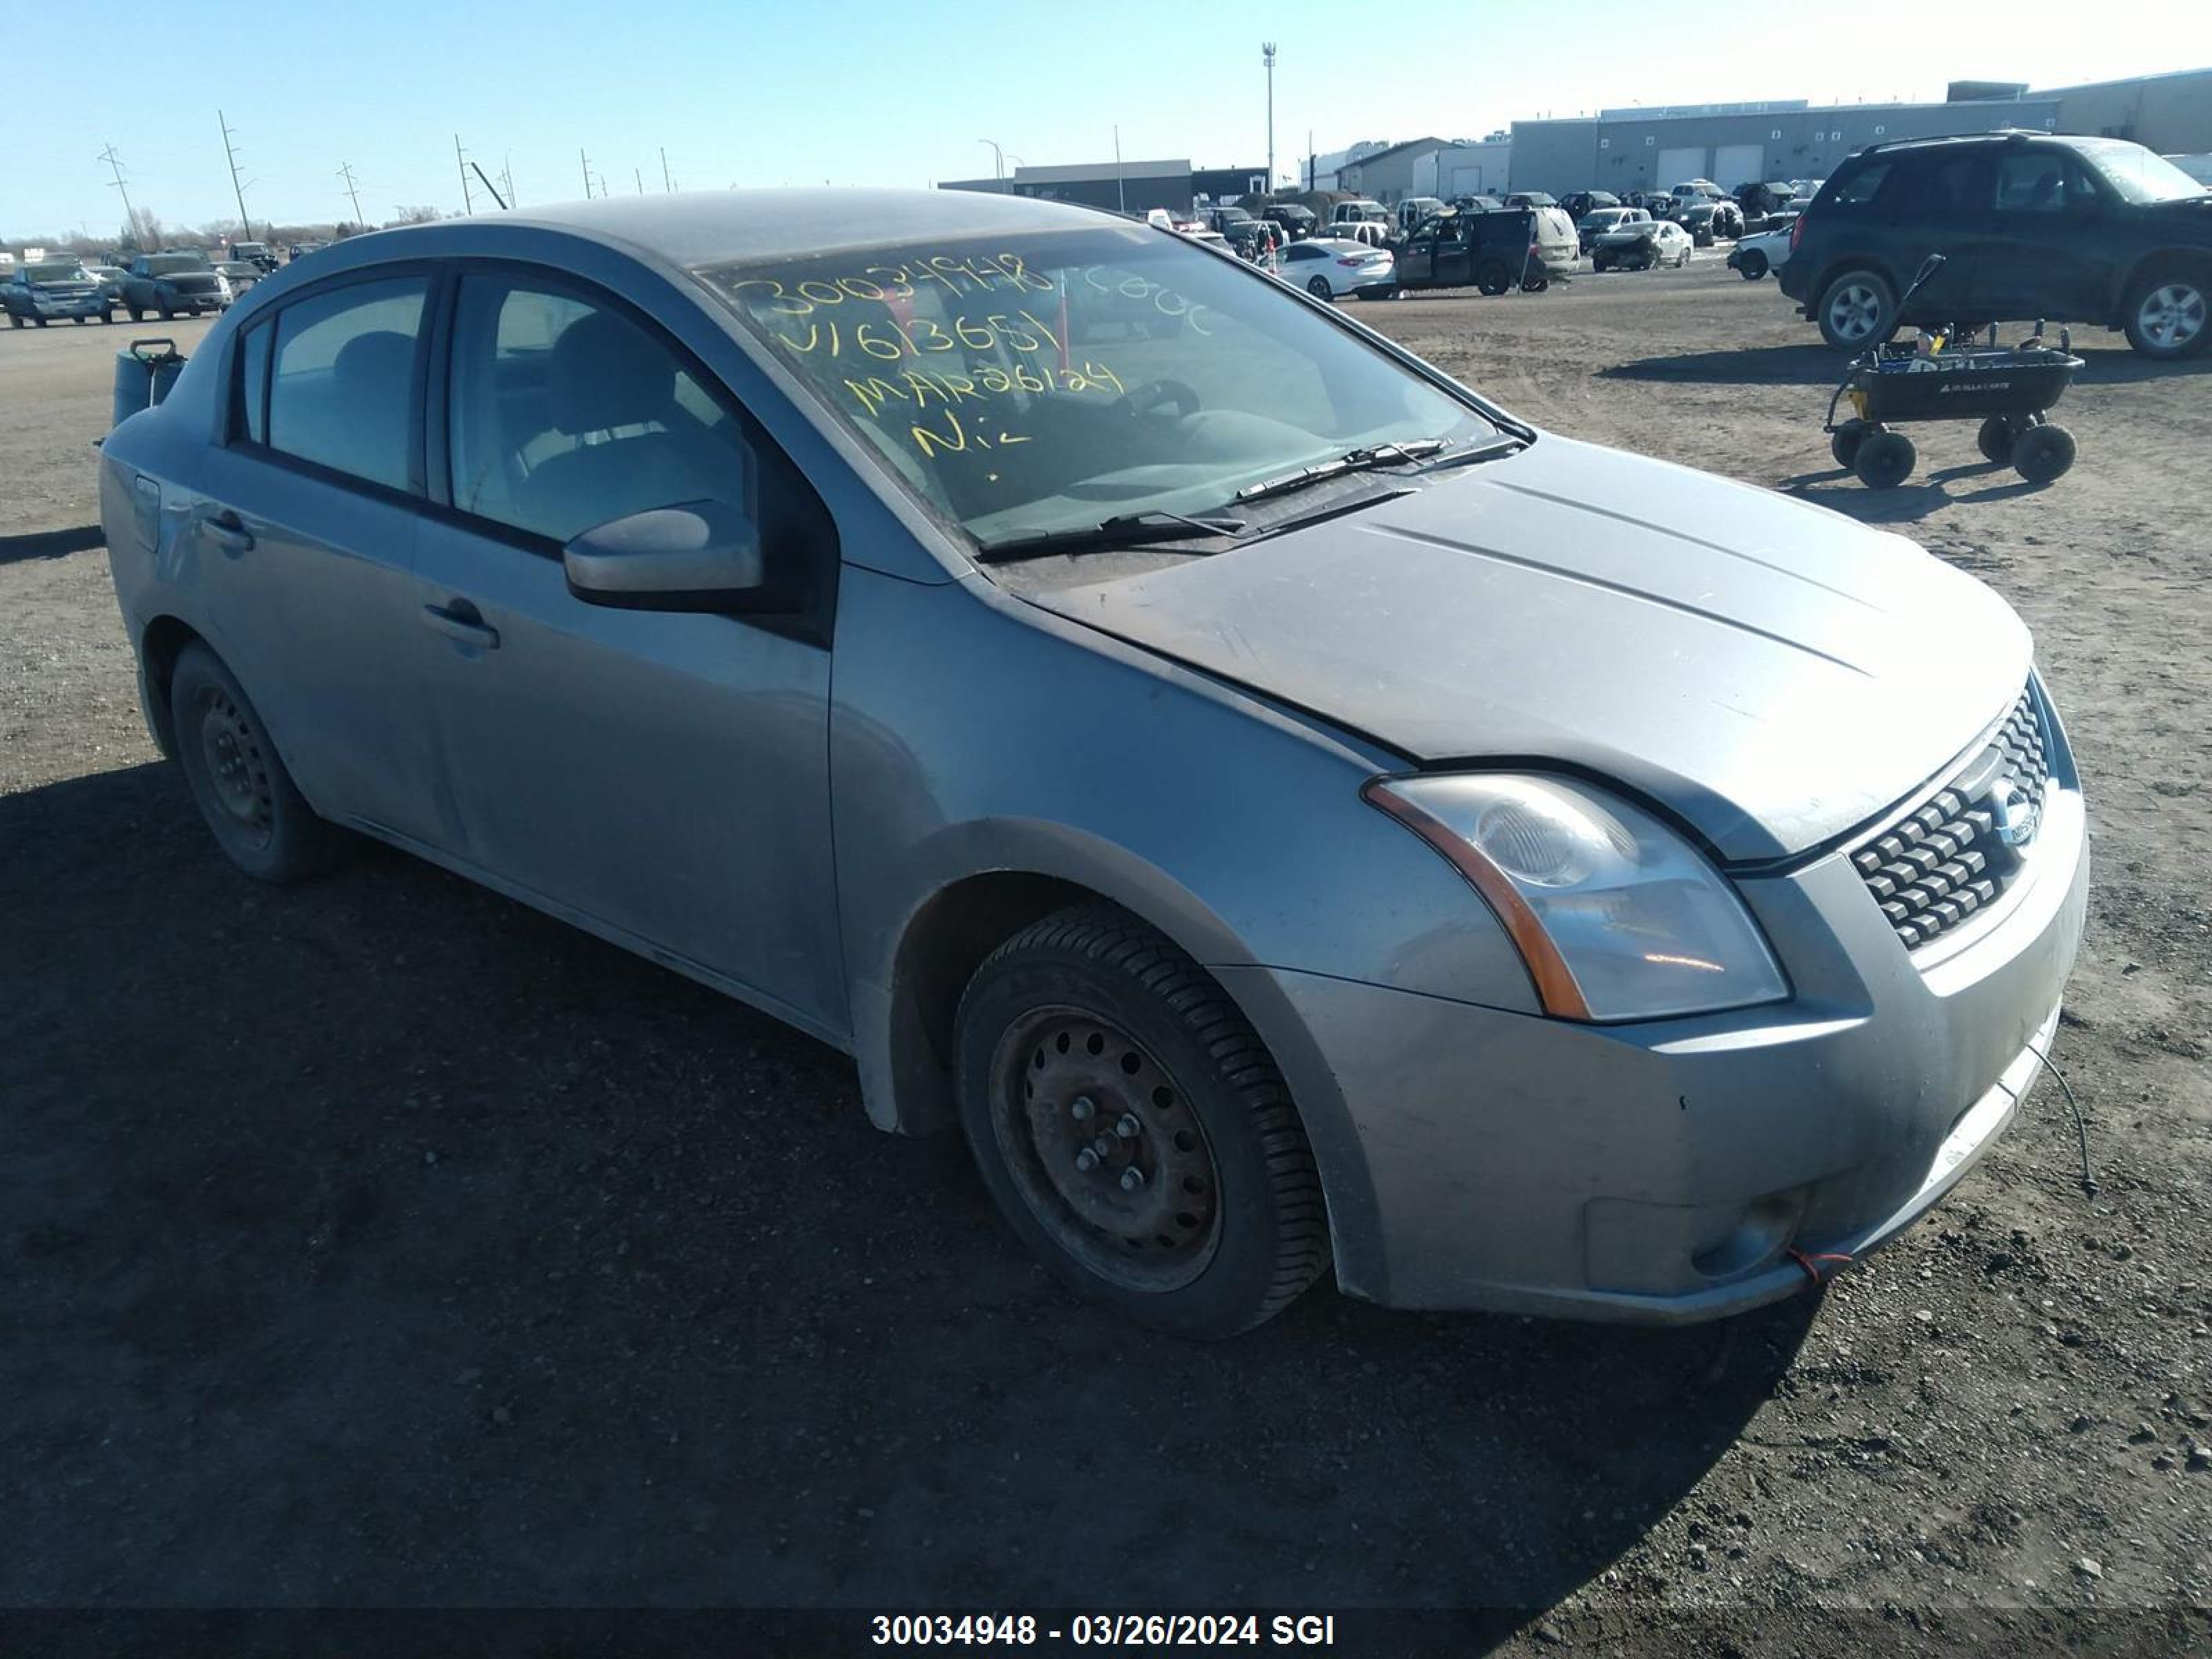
[2012,423,2076,485]
[1829,421,1869,469]
[1854,430,1916,489]
[1976,415,2020,465]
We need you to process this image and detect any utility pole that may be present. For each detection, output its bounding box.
[502,156,517,207]
[635,167,644,196]
[456,134,475,214]
[661,147,673,192]
[1262,43,1277,190]
[218,111,254,243]
[1114,125,1125,214]
[99,144,141,245]
[337,161,365,227]
[580,148,593,198]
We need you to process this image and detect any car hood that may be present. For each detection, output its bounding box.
[1019,435,2031,861]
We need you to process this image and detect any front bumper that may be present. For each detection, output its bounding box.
[1227,754,2090,1324]
[30,294,106,318]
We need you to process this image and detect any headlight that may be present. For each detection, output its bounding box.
[1364,774,1788,1022]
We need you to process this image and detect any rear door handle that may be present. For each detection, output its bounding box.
[204,509,254,556]
[422,599,500,650]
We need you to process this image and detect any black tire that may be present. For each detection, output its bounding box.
[955,907,1330,1340]
[2012,422,2077,484]
[100,308,115,324]
[1976,415,2019,465]
[6,312,21,330]
[1521,275,1549,292]
[128,305,144,322]
[1738,250,1769,281]
[159,306,174,320]
[34,317,48,328]
[1591,255,1610,274]
[169,644,342,883]
[1475,259,1510,297]
[1816,268,1897,351]
[1853,429,1916,489]
[1306,276,1333,300]
[1830,420,1868,469]
[2121,270,2209,359]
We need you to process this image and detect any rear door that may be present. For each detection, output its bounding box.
[194,270,447,844]
[410,265,846,1031]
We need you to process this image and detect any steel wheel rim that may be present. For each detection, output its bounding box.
[1828,281,1883,340]
[2139,283,2205,349]
[990,1007,1222,1293]
[196,687,274,848]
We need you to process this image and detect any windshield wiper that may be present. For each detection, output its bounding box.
[1415,433,1530,472]
[1233,440,1447,505]
[972,509,1248,566]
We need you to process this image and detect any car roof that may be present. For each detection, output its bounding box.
[328,188,1125,271]
[1851,128,2103,162]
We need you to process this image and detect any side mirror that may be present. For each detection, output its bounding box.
[563,499,766,613]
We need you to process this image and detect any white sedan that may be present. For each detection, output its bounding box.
[1277,237,1398,301]
[1589,217,1694,272]
[1727,218,1797,281]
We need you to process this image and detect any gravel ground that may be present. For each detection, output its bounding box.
[2,257,2208,1654]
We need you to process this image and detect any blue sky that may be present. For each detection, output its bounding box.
[8,0,2205,236]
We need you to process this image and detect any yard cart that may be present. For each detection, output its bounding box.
[1824,254,2084,489]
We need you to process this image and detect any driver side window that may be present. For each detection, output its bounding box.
[446,274,756,545]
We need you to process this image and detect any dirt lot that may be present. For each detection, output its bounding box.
[3,260,2208,1653]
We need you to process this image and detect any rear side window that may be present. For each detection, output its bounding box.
[1901,152,1985,214]
[235,319,272,444]
[267,276,428,491]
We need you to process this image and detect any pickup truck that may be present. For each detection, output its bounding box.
[3,260,113,327]
[122,254,227,321]
[228,240,279,273]
[1327,200,1392,245]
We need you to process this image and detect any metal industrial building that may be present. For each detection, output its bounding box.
[940,160,1268,216]
[1506,66,2212,196]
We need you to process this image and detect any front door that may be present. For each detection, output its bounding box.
[1971,149,2111,325]
[412,268,847,1033]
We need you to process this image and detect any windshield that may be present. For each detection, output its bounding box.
[28,262,88,282]
[148,255,208,274]
[2072,138,2209,204]
[698,227,1495,546]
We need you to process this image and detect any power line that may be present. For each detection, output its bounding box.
[99,143,142,245]
[338,161,365,227]
[218,110,255,243]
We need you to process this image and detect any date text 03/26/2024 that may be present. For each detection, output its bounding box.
[870,1613,1338,1647]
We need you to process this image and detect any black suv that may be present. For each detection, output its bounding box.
[1781,130,2211,359]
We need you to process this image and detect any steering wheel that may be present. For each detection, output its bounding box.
[1116,377,1201,421]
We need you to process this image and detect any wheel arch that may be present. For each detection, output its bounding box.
[136,612,209,758]
[2110,246,2211,327]
[851,841,1385,1296]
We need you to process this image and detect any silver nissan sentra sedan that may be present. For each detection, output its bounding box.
[97,189,2088,1338]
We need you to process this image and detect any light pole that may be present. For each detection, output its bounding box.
[980,138,1006,191]
[1262,42,1277,190]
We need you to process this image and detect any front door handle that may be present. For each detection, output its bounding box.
[204,509,254,556]
[422,599,500,650]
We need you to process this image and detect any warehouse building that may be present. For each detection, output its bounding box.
[1331,136,1512,203]
[939,160,1268,216]
[1507,66,2212,196]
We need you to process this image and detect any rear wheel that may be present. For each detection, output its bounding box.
[128,305,144,322]
[169,645,343,883]
[956,907,1330,1339]
[2121,271,2208,359]
[1853,429,1916,489]
[2012,422,2077,483]
[1830,420,1869,469]
[1976,415,2021,464]
[6,312,20,330]
[1738,250,1769,281]
[1475,259,1510,296]
[1817,268,1896,350]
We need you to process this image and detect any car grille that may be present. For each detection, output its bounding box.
[1850,684,2051,951]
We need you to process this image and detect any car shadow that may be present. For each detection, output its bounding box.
[1,760,1815,1628]
[1600,342,1847,386]
[1782,459,2050,523]
[0,525,103,565]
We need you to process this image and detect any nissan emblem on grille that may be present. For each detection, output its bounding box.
[1847,682,2051,952]
[1991,778,2042,848]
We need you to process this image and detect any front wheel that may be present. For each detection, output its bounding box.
[1830,420,1868,469]
[1738,250,1769,281]
[128,305,144,322]
[1306,276,1333,300]
[955,908,1330,1339]
[1817,268,1897,350]
[2122,272,2209,359]
[2012,422,2077,483]
[1854,429,1917,489]
[170,644,344,883]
